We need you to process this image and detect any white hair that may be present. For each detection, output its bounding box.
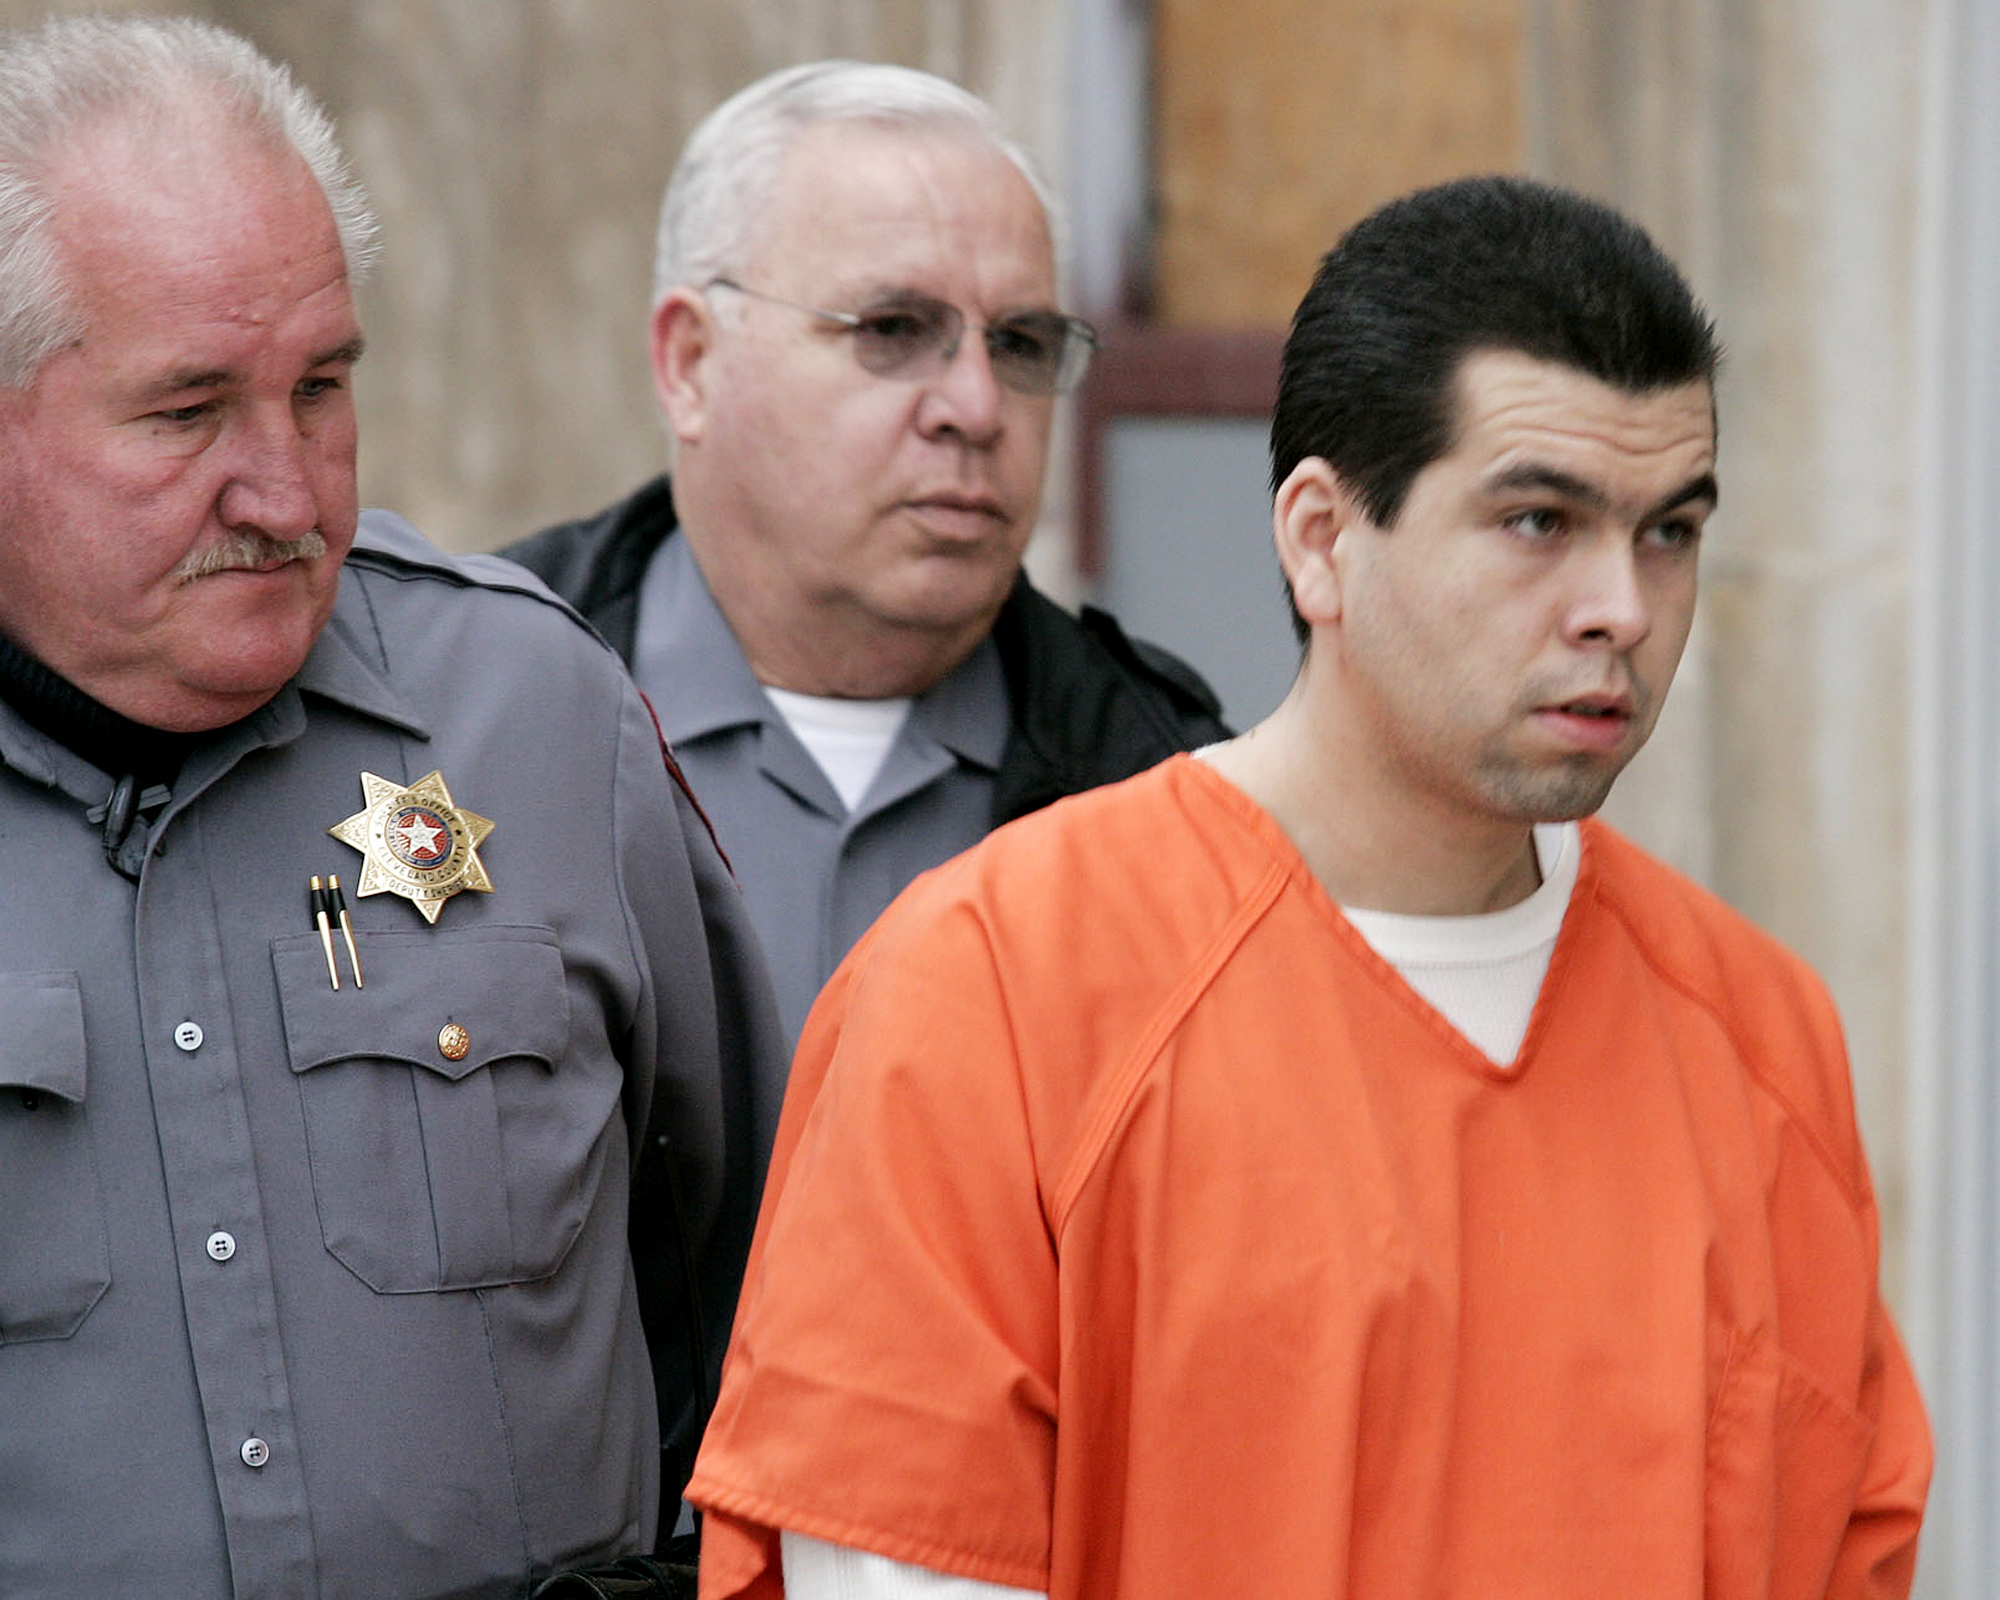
[0,13,380,388]
[652,58,1057,306]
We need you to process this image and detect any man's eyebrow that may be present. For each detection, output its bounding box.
[1484,463,1608,508]
[313,335,367,368]
[846,283,929,305]
[1647,472,1719,518]
[132,337,366,405]
[852,285,1063,317]
[137,366,234,402]
[1483,463,1719,518]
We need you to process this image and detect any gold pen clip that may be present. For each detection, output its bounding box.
[327,874,363,989]
[309,875,340,991]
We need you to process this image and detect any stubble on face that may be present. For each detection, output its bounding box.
[1333,352,1714,834]
[1467,730,1631,822]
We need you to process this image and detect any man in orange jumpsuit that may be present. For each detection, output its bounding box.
[687,175,1932,1600]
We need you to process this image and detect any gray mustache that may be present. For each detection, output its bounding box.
[173,527,328,582]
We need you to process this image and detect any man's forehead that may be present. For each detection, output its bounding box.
[1446,348,1717,461]
[50,94,278,202]
[35,111,357,388]
[52,119,321,275]
[750,121,1054,291]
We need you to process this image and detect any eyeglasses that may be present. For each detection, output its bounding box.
[706,277,1099,396]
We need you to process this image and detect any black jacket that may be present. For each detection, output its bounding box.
[502,475,1232,824]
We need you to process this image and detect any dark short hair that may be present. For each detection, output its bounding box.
[1271,175,1720,532]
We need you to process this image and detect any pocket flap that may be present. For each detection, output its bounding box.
[274,925,568,1082]
[0,971,86,1102]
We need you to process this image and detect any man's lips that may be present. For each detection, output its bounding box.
[186,553,307,582]
[1535,692,1638,751]
[905,491,1004,516]
[901,493,1009,539]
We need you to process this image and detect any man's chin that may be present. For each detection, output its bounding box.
[109,635,322,732]
[880,562,1018,633]
[1483,759,1628,825]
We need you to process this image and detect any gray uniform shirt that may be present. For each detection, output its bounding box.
[631,534,1006,1145]
[0,512,774,1599]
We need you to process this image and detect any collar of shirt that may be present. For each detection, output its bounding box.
[295,590,433,741]
[633,530,1008,776]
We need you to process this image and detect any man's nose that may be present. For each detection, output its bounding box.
[916,327,1006,446]
[216,405,318,536]
[1564,535,1653,650]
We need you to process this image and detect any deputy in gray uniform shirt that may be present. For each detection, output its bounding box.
[505,63,1231,1144]
[0,17,777,1598]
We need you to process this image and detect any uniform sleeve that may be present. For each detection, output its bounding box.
[614,682,785,1498]
[689,885,1061,1599]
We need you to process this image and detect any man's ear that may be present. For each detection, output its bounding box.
[1273,457,1367,628]
[649,288,714,445]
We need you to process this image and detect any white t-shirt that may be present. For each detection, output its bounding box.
[762,687,913,813]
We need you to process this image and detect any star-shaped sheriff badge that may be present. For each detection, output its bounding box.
[329,770,495,924]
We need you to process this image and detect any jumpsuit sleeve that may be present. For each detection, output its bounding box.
[1823,1258,1931,1596]
[690,882,1062,1599]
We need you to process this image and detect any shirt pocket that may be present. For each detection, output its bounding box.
[0,970,112,1343]
[1704,1322,1876,1600]
[273,924,613,1294]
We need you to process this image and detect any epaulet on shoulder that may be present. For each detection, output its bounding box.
[347,508,613,641]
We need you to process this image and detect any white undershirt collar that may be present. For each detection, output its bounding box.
[1342,823,1580,1066]
[761,687,913,813]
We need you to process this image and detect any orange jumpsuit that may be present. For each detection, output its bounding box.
[691,756,1931,1599]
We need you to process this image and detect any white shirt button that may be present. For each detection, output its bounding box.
[173,1021,204,1052]
[205,1231,236,1262]
[240,1438,270,1469]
